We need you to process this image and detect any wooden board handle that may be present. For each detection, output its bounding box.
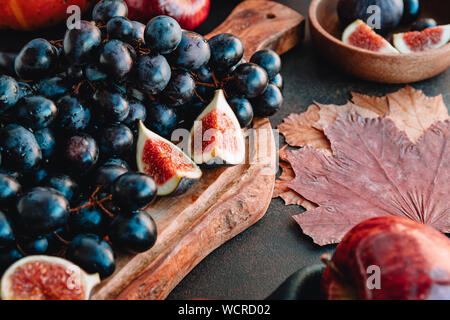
[206,0,305,59]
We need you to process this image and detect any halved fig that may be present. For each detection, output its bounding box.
[1,255,100,300]
[393,25,450,53]
[187,89,246,166]
[136,121,202,196]
[342,20,399,53]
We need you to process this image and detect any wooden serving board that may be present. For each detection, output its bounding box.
[92,0,304,300]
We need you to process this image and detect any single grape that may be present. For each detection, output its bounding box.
[0,174,21,205]
[271,73,283,92]
[145,15,182,55]
[145,102,178,139]
[0,246,23,273]
[134,54,171,95]
[412,18,437,31]
[66,233,115,279]
[68,203,110,236]
[0,124,42,172]
[252,84,283,117]
[56,95,91,133]
[103,157,130,170]
[0,75,20,114]
[168,31,210,71]
[161,71,196,107]
[0,211,15,247]
[228,96,254,128]
[14,39,59,80]
[63,21,102,66]
[208,33,244,71]
[18,236,49,255]
[99,124,134,156]
[99,39,134,80]
[177,100,206,129]
[17,187,70,235]
[23,166,50,188]
[111,172,157,211]
[16,96,58,130]
[34,128,56,159]
[131,21,145,45]
[92,0,128,24]
[35,76,70,99]
[93,165,128,188]
[84,64,108,82]
[123,100,147,129]
[64,134,99,172]
[107,17,134,43]
[229,63,268,99]
[250,50,281,79]
[109,211,157,253]
[43,174,79,203]
[93,89,130,123]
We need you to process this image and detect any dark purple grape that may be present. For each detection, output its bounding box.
[161,71,195,107]
[208,33,244,71]
[63,21,102,66]
[271,73,283,92]
[68,203,110,236]
[107,17,134,43]
[99,40,133,80]
[0,52,17,76]
[43,174,79,203]
[93,89,130,122]
[66,233,115,279]
[23,166,49,188]
[0,246,23,273]
[145,15,182,54]
[0,75,20,114]
[250,50,281,79]
[402,0,420,24]
[17,187,70,235]
[35,76,70,99]
[92,0,128,24]
[0,174,21,205]
[19,236,49,255]
[412,18,437,31]
[34,128,56,159]
[14,39,59,80]
[177,100,206,129]
[168,31,210,71]
[103,157,130,170]
[229,63,268,99]
[135,54,171,95]
[99,124,134,156]
[64,134,99,172]
[111,172,157,211]
[0,211,15,246]
[16,96,57,130]
[123,100,147,129]
[228,96,254,128]
[56,95,91,133]
[131,21,145,44]
[84,64,108,82]
[252,84,283,117]
[145,102,178,139]
[0,124,42,172]
[93,165,128,188]
[109,211,157,253]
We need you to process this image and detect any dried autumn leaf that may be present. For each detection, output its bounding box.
[287,113,449,245]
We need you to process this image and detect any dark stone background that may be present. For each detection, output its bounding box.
[1,0,448,300]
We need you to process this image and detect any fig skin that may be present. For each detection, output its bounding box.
[321,216,450,300]
[338,0,404,35]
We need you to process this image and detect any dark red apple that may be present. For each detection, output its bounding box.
[321,216,450,300]
[125,0,210,30]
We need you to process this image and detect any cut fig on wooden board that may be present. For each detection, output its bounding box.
[91,0,305,300]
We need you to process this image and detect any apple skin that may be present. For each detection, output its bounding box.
[321,216,450,300]
[125,0,210,30]
[0,0,94,31]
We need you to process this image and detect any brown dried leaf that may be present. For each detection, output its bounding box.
[287,114,449,245]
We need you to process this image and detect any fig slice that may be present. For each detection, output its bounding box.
[0,255,100,300]
[136,121,202,196]
[342,20,399,53]
[393,25,450,53]
[187,89,246,166]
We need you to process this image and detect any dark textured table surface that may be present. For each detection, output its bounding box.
[1,0,448,300]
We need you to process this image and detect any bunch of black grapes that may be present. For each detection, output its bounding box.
[0,0,283,279]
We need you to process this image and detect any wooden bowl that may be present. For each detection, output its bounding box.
[309,0,450,83]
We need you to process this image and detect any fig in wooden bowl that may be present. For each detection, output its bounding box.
[309,0,450,83]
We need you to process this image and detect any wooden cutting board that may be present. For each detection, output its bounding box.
[92,0,305,300]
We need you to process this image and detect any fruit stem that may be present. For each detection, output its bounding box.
[320,253,345,279]
[53,231,70,245]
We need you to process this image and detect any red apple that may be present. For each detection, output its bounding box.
[0,0,94,31]
[321,216,450,300]
[125,0,210,30]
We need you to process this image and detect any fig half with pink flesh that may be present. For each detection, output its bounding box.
[393,25,450,53]
[187,89,246,166]
[1,255,100,300]
[342,20,399,53]
[136,121,202,196]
